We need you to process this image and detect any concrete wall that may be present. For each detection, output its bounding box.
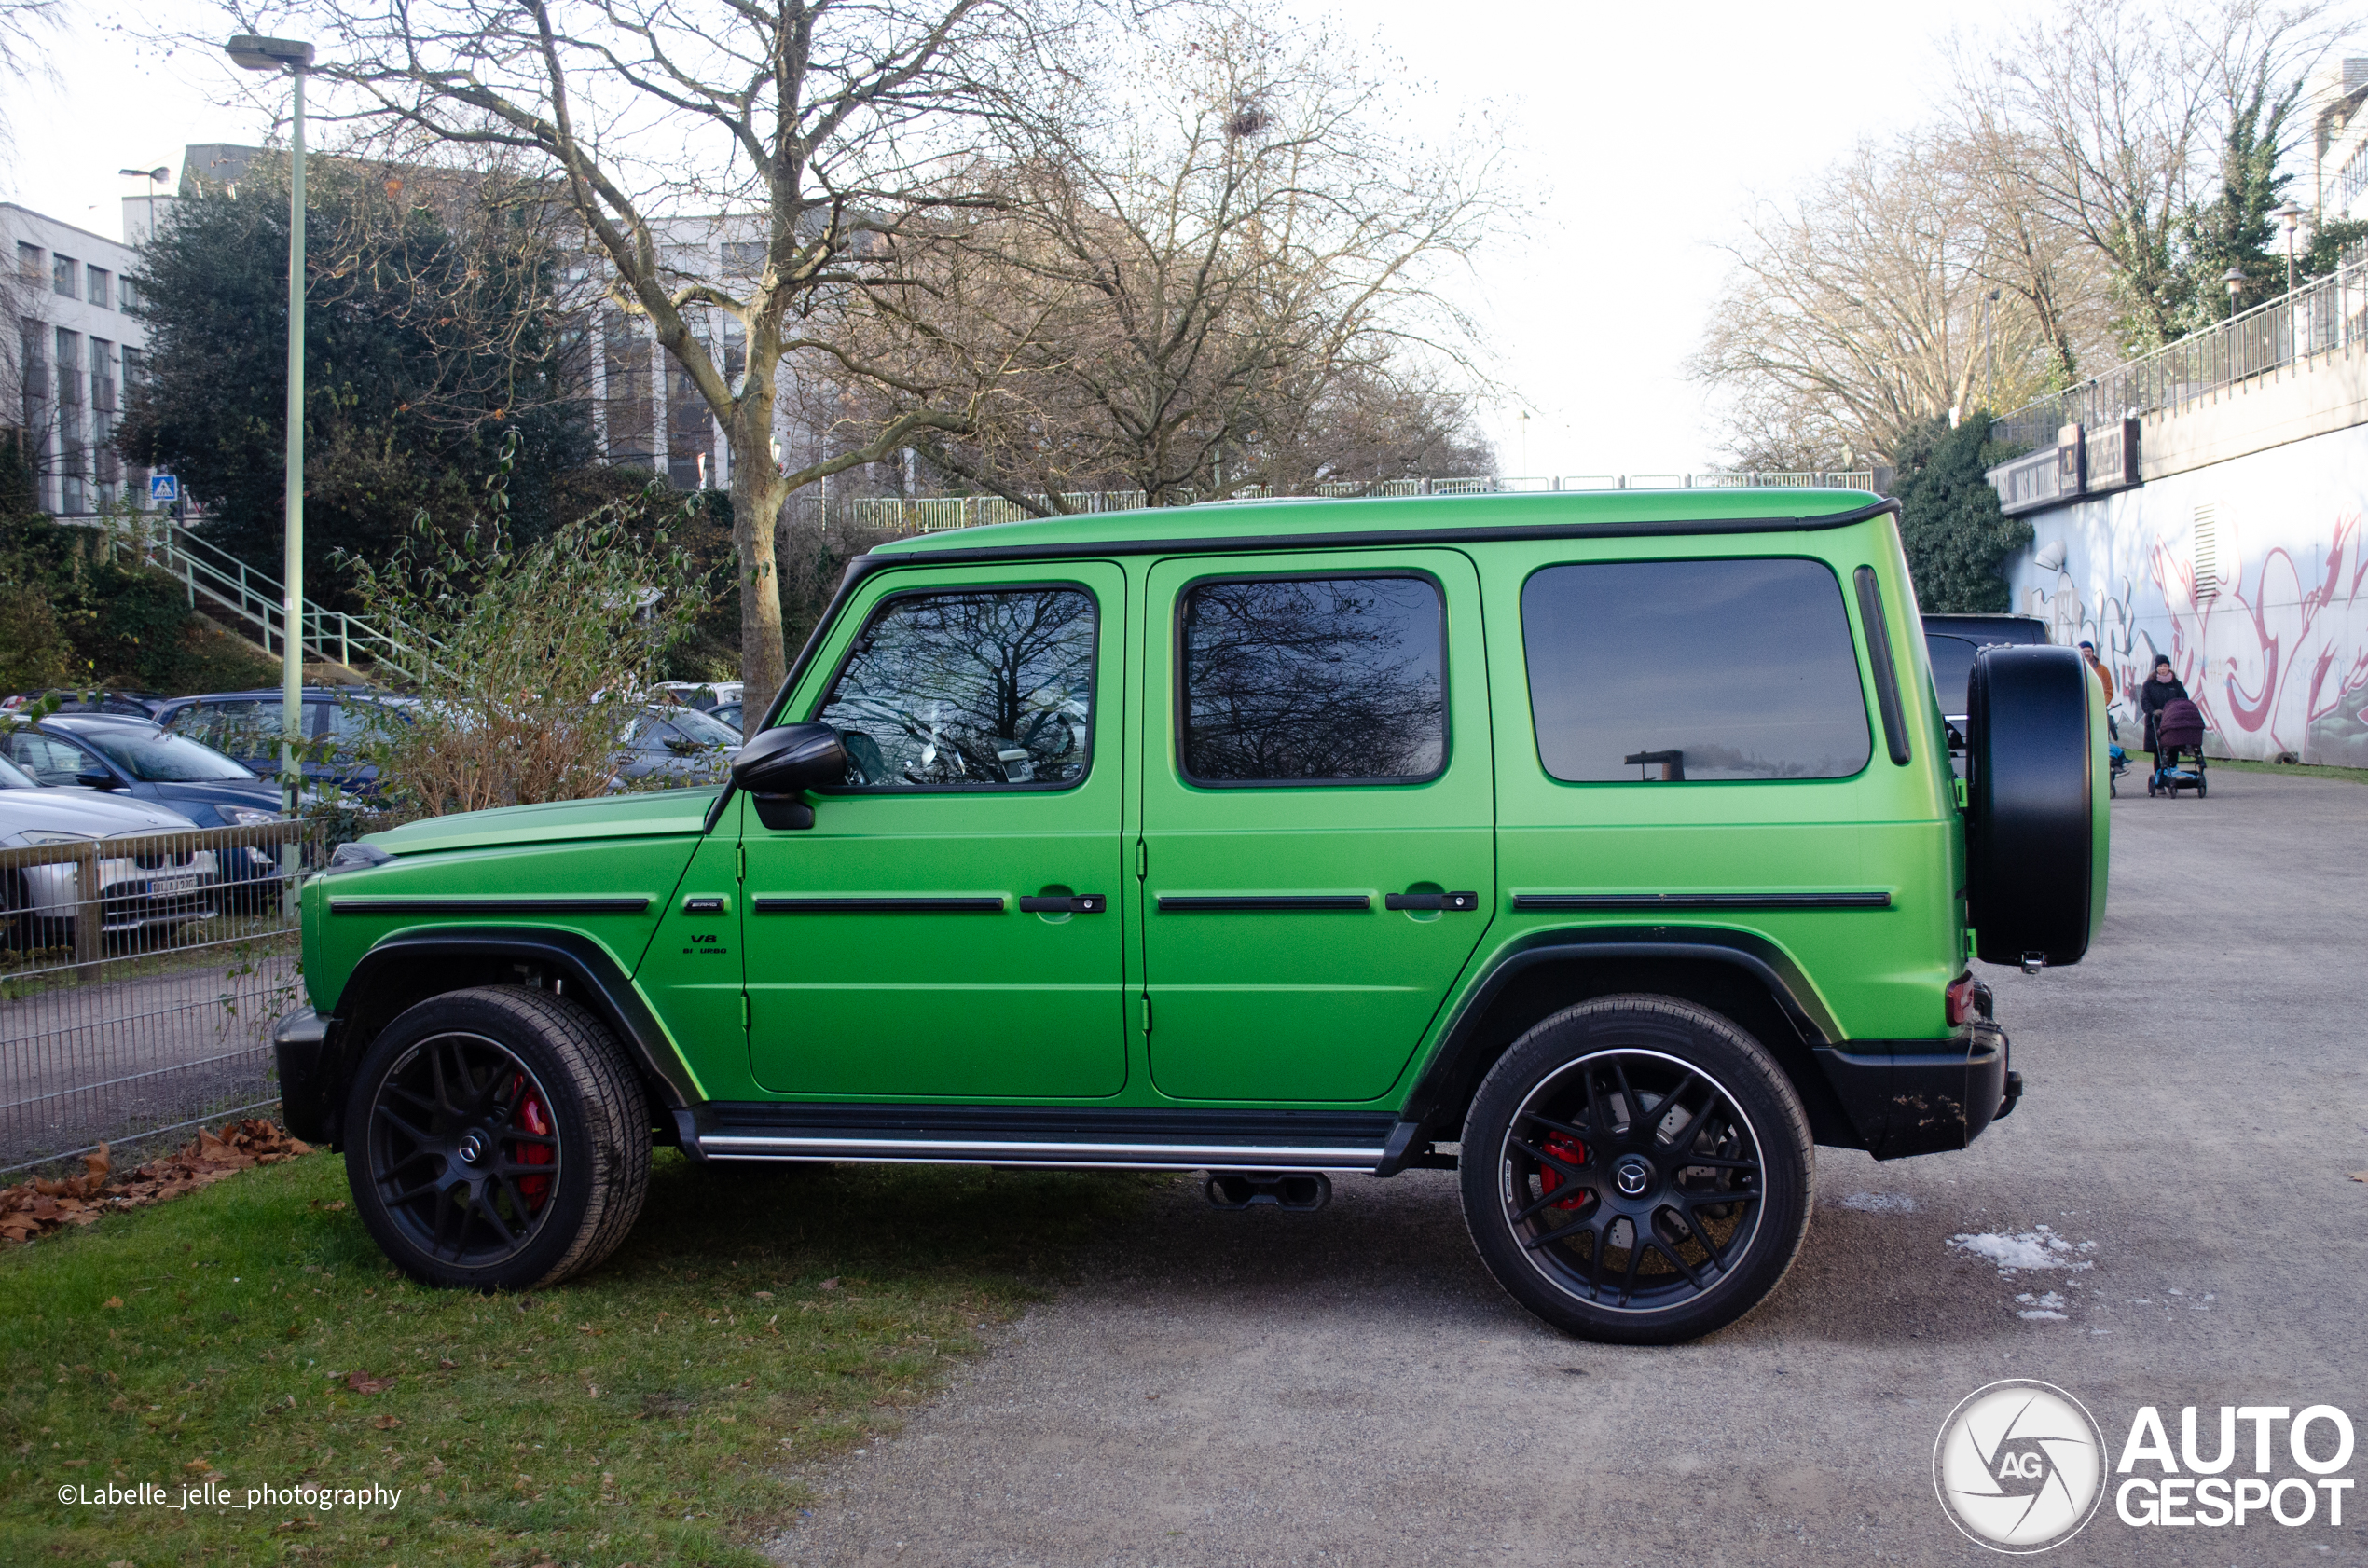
[2002,421,2368,767]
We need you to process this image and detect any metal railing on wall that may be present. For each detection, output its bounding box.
[1992,256,2368,453]
[1,819,323,1176]
[75,513,445,681]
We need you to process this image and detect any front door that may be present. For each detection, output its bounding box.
[741,563,1130,1099]
[1138,550,1495,1103]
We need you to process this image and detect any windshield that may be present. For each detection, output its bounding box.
[662,707,741,746]
[1926,635,1979,719]
[0,755,36,789]
[77,728,263,783]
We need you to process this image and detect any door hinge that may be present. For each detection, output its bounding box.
[1140,994,1152,1034]
[741,993,750,1030]
[1136,839,1148,880]
[736,842,746,882]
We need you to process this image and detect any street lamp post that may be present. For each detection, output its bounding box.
[2224,266,2249,321]
[225,34,314,837]
[116,165,171,242]
[2271,200,2305,295]
[1985,287,2000,411]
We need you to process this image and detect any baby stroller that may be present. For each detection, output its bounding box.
[2107,715,2129,797]
[2147,698,2208,798]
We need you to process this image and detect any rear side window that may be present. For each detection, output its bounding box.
[815,585,1095,789]
[1521,558,1871,782]
[1180,575,1445,784]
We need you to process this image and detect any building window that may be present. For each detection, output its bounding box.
[90,340,118,488]
[85,267,110,309]
[117,275,140,313]
[52,254,76,298]
[15,242,40,283]
[17,317,45,423]
[53,328,84,513]
[722,240,766,276]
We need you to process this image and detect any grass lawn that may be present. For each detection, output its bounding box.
[1,1148,1155,1566]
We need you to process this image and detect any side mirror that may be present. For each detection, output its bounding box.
[76,770,121,791]
[729,722,848,830]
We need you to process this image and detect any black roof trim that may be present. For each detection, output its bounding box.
[852,496,1901,572]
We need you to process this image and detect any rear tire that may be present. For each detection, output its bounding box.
[345,985,651,1291]
[1459,996,1814,1345]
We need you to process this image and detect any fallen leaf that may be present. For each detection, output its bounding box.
[344,1371,397,1396]
[819,1278,839,1291]
[373,1414,402,1430]
[2351,1172,2368,1183]
[103,1297,123,1310]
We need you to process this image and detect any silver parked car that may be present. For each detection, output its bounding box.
[0,756,218,950]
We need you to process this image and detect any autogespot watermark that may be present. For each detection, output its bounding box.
[57,1481,402,1514]
[1934,1382,2359,1553]
[1934,1380,2108,1552]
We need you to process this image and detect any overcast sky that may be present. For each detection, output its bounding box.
[5,0,2020,474]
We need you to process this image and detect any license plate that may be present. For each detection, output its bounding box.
[149,874,200,894]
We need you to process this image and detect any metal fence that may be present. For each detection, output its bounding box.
[1992,255,2368,452]
[0,820,321,1176]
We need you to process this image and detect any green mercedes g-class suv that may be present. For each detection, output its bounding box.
[275,488,2106,1343]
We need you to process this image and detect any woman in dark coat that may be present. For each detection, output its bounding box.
[2138,655,2189,752]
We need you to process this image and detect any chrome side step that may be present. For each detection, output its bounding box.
[677,1103,1397,1173]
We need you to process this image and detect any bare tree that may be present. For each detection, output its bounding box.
[1692,134,2053,468]
[250,0,1082,701]
[1957,0,2347,351]
[851,11,1500,509]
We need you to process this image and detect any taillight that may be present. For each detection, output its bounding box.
[1946,974,1992,1026]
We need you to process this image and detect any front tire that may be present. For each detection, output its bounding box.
[1459,996,1814,1344]
[345,985,651,1291]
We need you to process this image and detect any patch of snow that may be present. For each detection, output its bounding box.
[1948,1224,2096,1275]
[2017,1309,2070,1321]
[1840,1192,1916,1213]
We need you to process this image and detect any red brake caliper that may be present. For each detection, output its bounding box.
[509,1074,553,1209]
[1537,1131,1590,1210]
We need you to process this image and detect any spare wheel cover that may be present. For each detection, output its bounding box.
[1967,644,2097,967]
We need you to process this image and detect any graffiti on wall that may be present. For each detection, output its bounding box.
[2025,508,2368,767]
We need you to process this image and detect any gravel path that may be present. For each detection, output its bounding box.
[768,770,2368,1567]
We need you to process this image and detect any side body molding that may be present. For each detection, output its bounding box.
[303,927,700,1148]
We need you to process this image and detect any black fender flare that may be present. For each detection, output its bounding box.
[1379,927,1852,1173]
[307,927,698,1148]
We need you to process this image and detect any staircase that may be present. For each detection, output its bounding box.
[107,516,442,682]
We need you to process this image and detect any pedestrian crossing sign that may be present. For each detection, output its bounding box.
[149,475,179,503]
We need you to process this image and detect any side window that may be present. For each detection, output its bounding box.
[1521,558,1872,782]
[815,585,1095,790]
[182,699,269,754]
[6,733,96,785]
[1180,575,1445,784]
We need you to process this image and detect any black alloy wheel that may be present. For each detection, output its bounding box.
[346,985,650,1291]
[366,1030,565,1270]
[1461,996,1813,1344]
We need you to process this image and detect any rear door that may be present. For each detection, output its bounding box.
[1137,550,1494,1103]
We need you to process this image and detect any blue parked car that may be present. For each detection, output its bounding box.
[152,687,413,798]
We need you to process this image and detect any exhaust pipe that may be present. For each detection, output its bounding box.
[1204,1171,1331,1211]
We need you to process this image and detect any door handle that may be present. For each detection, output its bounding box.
[1384,891,1481,912]
[1018,894,1107,914]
